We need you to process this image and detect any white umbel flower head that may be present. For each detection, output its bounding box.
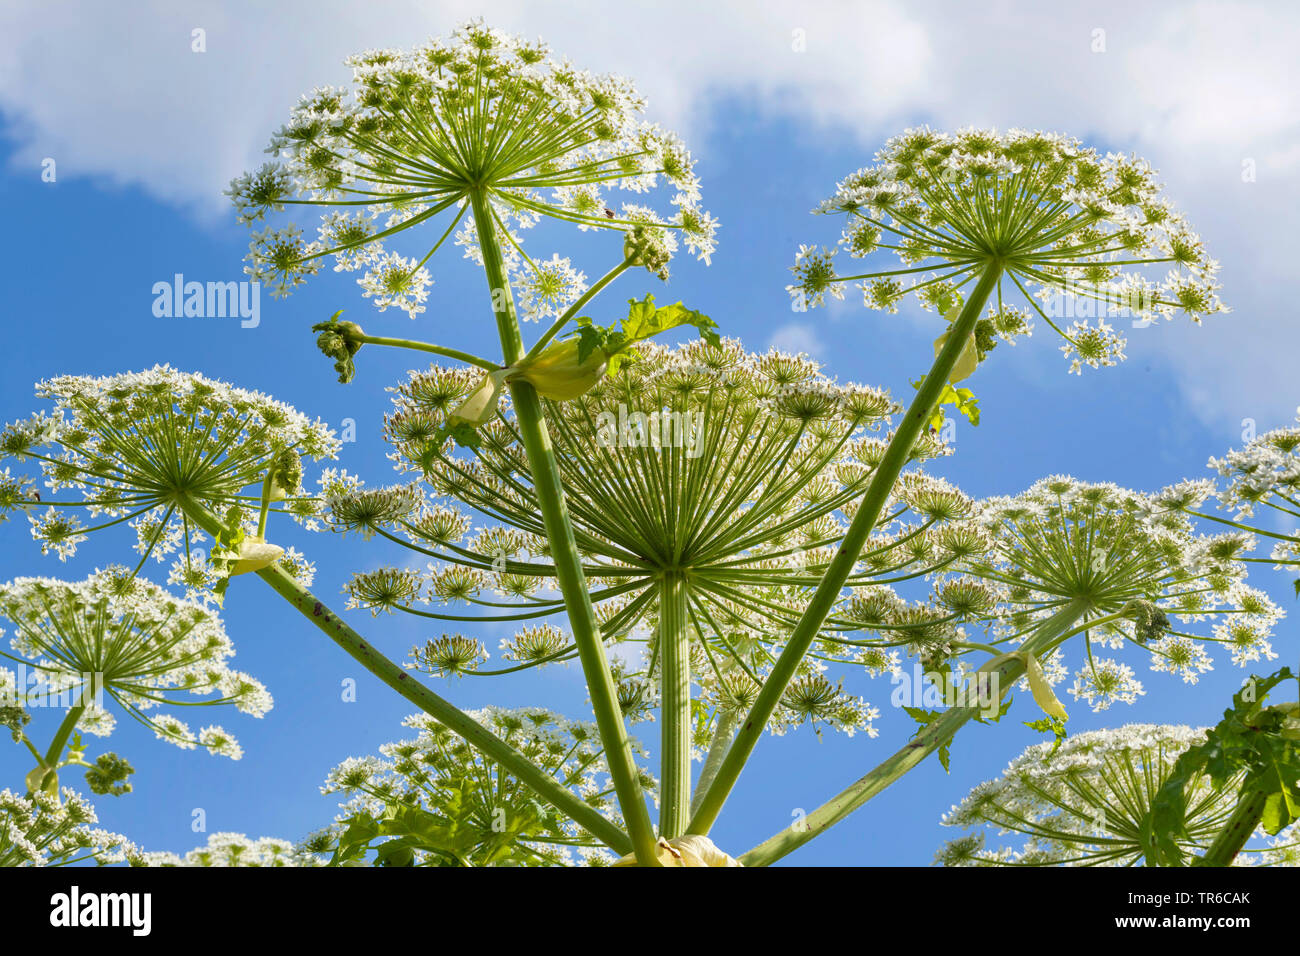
[792,128,1226,376]
[937,724,1296,867]
[0,787,135,866]
[316,706,650,866]
[343,340,979,744]
[949,477,1281,710]
[0,366,340,590]
[230,19,717,316]
[133,831,309,867]
[0,570,270,758]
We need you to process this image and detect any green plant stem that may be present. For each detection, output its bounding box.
[469,188,659,865]
[42,704,85,770]
[692,710,737,817]
[353,334,501,372]
[28,703,85,798]
[256,472,274,538]
[177,497,631,855]
[738,601,1086,866]
[658,571,691,838]
[688,262,1004,836]
[1196,789,1268,867]
[740,657,1026,866]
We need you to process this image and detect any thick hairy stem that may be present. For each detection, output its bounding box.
[740,657,1026,866]
[28,703,85,798]
[739,602,1086,866]
[469,189,659,864]
[42,704,85,770]
[658,571,691,838]
[692,710,738,818]
[178,498,631,855]
[689,263,1004,835]
[1196,789,1267,867]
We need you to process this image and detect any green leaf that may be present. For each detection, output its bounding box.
[915,380,982,435]
[1023,715,1068,757]
[574,319,608,364]
[1145,666,1299,864]
[373,840,418,867]
[901,706,955,771]
[210,576,231,607]
[902,706,943,728]
[1261,786,1300,835]
[429,422,483,452]
[617,295,720,351]
[937,743,951,773]
[951,388,981,426]
[972,697,1013,725]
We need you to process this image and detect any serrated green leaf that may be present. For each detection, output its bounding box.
[902,706,943,727]
[1146,666,1299,863]
[618,295,719,350]
[574,322,608,364]
[1023,715,1069,757]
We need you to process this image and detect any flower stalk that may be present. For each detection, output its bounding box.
[350,334,501,373]
[692,710,738,818]
[658,570,691,838]
[1196,789,1268,867]
[688,262,1004,835]
[467,188,658,864]
[25,704,86,798]
[740,600,1090,865]
[177,496,632,855]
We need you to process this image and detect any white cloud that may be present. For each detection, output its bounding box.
[768,322,826,358]
[0,0,931,218]
[1,0,1296,427]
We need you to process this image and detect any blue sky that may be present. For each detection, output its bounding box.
[1,0,1297,865]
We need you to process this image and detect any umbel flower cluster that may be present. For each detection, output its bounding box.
[937,724,1299,866]
[0,570,270,757]
[313,707,649,866]
[949,476,1281,712]
[228,19,717,317]
[0,787,133,867]
[0,366,338,600]
[137,832,309,868]
[324,340,994,743]
[0,16,1286,869]
[790,127,1225,374]
[1155,408,1300,596]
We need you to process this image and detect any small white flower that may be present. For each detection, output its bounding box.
[357,252,432,318]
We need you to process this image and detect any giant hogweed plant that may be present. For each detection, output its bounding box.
[230,20,719,863]
[330,339,984,839]
[0,20,1261,865]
